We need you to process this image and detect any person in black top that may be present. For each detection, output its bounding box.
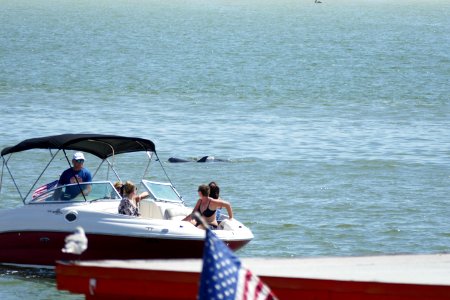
[183,184,233,229]
[208,181,220,199]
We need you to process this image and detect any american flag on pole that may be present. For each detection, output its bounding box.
[32,180,58,199]
[198,229,278,300]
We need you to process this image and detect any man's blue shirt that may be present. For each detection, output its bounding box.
[58,167,92,199]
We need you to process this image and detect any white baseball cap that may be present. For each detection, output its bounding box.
[73,152,85,161]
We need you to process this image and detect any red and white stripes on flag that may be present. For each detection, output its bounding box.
[236,269,277,300]
[32,180,58,199]
[198,229,277,300]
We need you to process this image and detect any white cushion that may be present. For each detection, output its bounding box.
[164,206,191,220]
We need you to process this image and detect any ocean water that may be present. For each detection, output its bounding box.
[1,0,449,298]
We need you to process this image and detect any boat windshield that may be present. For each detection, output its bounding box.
[141,180,183,203]
[29,181,121,204]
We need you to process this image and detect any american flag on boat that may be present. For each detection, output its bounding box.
[198,229,277,300]
[32,180,58,199]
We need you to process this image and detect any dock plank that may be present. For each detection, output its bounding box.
[56,254,450,299]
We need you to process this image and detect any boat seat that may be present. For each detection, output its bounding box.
[164,206,192,221]
[139,200,164,219]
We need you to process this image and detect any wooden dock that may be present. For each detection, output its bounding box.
[56,253,450,299]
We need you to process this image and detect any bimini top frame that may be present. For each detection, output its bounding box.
[1,133,156,159]
[0,134,164,204]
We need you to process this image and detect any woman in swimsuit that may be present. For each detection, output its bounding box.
[183,184,233,229]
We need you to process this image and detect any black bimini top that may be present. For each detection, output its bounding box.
[1,134,156,159]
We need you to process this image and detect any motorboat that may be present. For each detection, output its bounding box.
[0,134,253,267]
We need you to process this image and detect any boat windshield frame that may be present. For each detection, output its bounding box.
[28,181,122,204]
[141,180,184,204]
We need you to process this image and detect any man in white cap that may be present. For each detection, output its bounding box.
[58,152,92,199]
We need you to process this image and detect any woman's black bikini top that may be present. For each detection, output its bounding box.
[198,199,216,217]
